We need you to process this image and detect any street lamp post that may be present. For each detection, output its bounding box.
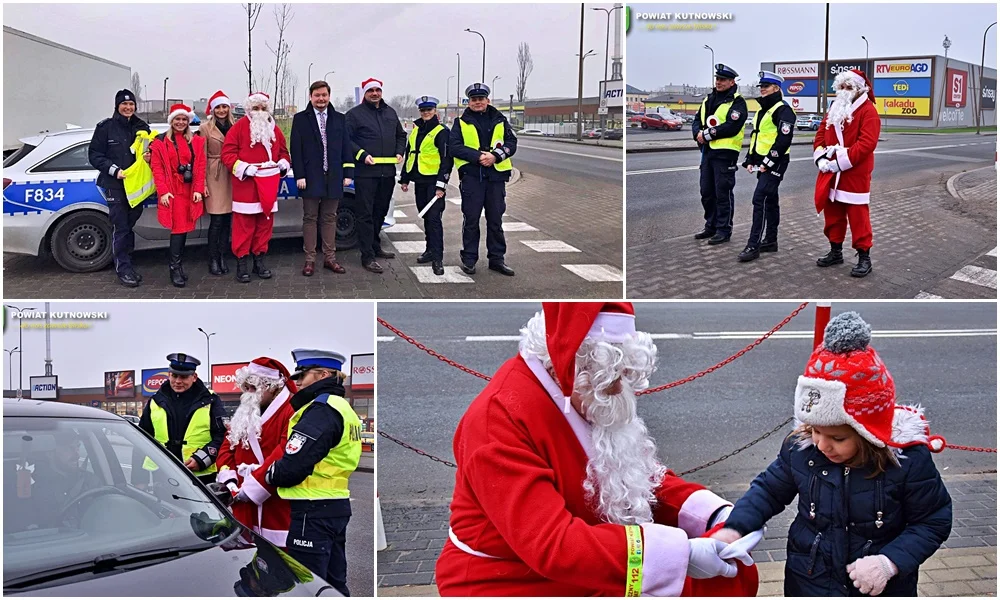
[162,77,169,119]
[593,5,623,131]
[577,49,596,140]
[936,35,952,127]
[4,347,19,393]
[492,75,501,99]
[979,22,997,135]
[447,75,455,123]
[5,305,36,397]
[197,328,216,384]
[465,29,486,82]
[307,62,315,103]
[456,53,462,116]
[861,35,869,62]
[703,45,715,90]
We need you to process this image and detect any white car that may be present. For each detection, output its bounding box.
[3,125,395,273]
[517,128,544,136]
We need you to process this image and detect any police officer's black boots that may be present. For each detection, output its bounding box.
[236,256,252,283]
[816,242,844,267]
[707,232,731,245]
[738,245,760,262]
[694,227,716,240]
[489,262,516,276]
[432,260,444,276]
[252,253,272,279]
[417,251,433,264]
[851,249,873,277]
[168,234,186,288]
[759,239,778,253]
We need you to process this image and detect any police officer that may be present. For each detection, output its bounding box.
[449,83,517,276]
[693,64,748,245]
[88,90,152,288]
[135,353,226,486]
[737,71,796,262]
[399,96,454,276]
[265,349,362,597]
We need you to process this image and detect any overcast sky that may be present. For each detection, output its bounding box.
[628,3,998,91]
[2,301,374,389]
[4,3,623,106]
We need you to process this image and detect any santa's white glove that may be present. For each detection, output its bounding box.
[817,158,831,172]
[824,158,842,173]
[718,527,766,568]
[687,538,737,579]
[825,145,839,159]
[261,160,278,169]
[847,555,898,596]
[243,164,259,179]
[236,463,260,479]
[233,488,250,503]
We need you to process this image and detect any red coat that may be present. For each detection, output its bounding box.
[220,117,290,215]
[217,387,294,548]
[151,132,206,233]
[812,98,881,212]
[435,354,759,597]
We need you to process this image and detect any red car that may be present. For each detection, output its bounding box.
[638,113,683,130]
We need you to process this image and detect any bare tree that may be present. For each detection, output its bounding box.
[515,42,534,103]
[389,95,417,120]
[130,72,142,99]
[266,4,294,110]
[242,3,264,94]
[338,95,356,112]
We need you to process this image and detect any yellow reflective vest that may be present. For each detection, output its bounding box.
[142,399,217,476]
[453,120,512,172]
[122,130,158,208]
[699,93,743,152]
[405,124,444,176]
[750,100,794,157]
[278,394,362,501]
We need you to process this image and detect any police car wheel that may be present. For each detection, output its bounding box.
[50,211,113,273]
[335,195,358,251]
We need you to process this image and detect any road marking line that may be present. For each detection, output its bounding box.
[447,197,461,205]
[465,335,521,341]
[519,144,623,162]
[393,209,408,218]
[388,241,426,254]
[915,291,945,299]
[520,240,582,252]
[649,333,694,339]
[563,264,623,281]
[384,223,423,234]
[949,265,998,290]
[502,222,539,232]
[458,328,996,342]
[987,247,998,257]
[377,336,395,342]
[410,266,475,283]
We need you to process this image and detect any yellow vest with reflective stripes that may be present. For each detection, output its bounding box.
[699,92,743,152]
[406,124,444,176]
[123,130,158,208]
[751,100,794,156]
[278,394,362,501]
[143,400,217,476]
[453,120,512,171]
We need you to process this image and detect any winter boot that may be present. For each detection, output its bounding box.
[236,256,252,283]
[816,242,844,267]
[208,217,223,276]
[851,249,872,278]
[169,254,185,288]
[253,253,272,279]
[219,214,232,274]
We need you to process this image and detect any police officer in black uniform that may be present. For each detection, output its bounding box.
[692,64,748,245]
[88,90,151,288]
[738,71,796,262]
[449,83,517,277]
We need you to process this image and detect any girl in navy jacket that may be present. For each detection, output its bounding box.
[715,312,952,596]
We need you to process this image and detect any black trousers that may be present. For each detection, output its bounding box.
[104,187,144,276]
[459,177,506,265]
[414,182,445,261]
[746,168,783,248]
[285,501,351,596]
[698,152,738,236]
[354,176,394,263]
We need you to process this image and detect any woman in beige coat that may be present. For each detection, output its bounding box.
[200,90,236,275]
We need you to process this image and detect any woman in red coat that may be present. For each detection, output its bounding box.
[151,103,207,287]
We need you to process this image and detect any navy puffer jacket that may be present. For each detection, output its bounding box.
[724,436,952,597]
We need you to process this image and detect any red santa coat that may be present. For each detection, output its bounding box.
[216,386,294,547]
[812,96,881,212]
[435,354,759,597]
[150,133,206,233]
[220,116,290,216]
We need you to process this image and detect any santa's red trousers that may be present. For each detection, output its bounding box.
[232,212,273,257]
[823,200,872,251]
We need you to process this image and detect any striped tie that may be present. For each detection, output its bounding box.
[319,110,328,172]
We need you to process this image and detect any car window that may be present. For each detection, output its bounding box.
[31,143,93,173]
[3,144,37,168]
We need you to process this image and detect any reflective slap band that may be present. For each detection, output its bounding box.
[625,525,643,597]
[372,157,397,164]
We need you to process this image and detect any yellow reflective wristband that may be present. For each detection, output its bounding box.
[625,525,643,597]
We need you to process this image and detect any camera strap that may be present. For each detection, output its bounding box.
[170,134,195,167]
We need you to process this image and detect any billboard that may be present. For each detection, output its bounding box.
[104,370,136,398]
[877,97,931,117]
[786,96,818,114]
[141,368,170,396]
[599,79,624,108]
[982,77,997,111]
[872,78,933,98]
[211,362,249,395]
[946,68,967,108]
[351,353,375,390]
[782,78,819,97]
[873,58,932,78]
[774,62,818,78]
[822,60,872,93]
[29,375,58,399]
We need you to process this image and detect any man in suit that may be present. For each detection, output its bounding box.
[291,81,357,276]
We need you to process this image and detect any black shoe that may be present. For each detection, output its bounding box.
[209,254,223,276]
[759,240,778,253]
[737,245,760,262]
[128,268,143,283]
[432,261,445,276]
[489,262,515,276]
[236,256,252,283]
[851,249,872,278]
[707,233,731,245]
[363,260,384,274]
[694,228,717,240]
[460,262,476,275]
[375,249,396,259]
[169,256,186,288]
[416,252,433,264]
[816,242,844,267]
[252,253,272,279]
[118,272,140,288]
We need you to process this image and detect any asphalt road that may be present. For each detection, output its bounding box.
[376,302,997,503]
[626,132,996,246]
[512,136,624,186]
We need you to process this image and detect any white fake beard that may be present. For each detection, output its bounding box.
[248,110,276,149]
[827,88,859,129]
[227,388,263,449]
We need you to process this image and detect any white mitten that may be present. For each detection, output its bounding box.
[234,488,250,503]
[687,538,737,579]
[718,527,766,567]
[847,555,898,596]
[709,504,733,528]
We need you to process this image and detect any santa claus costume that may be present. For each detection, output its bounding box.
[221,92,291,283]
[435,302,760,596]
[812,69,881,278]
[216,357,297,547]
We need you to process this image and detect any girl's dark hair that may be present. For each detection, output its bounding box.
[791,423,898,477]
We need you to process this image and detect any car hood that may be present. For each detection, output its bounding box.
[8,528,339,597]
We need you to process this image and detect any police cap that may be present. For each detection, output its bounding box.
[465,83,490,99]
[416,95,439,109]
[167,353,201,375]
[289,348,347,380]
[714,64,739,80]
[758,71,784,87]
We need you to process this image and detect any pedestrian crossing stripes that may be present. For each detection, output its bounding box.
[915,247,997,298]
[501,222,538,232]
[387,241,426,254]
[520,240,581,252]
[562,264,624,282]
[950,265,997,290]
[409,266,474,283]
[384,223,423,234]
[393,210,407,218]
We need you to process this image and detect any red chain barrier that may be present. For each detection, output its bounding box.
[944,444,997,453]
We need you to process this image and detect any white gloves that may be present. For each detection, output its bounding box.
[244,164,259,178]
[236,463,260,479]
[277,158,290,172]
[817,158,830,172]
[847,555,898,596]
[719,528,764,567]
[687,538,737,579]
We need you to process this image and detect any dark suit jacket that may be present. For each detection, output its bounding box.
[290,104,357,199]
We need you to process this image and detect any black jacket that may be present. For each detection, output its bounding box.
[692,87,747,157]
[89,111,151,191]
[399,116,453,188]
[345,100,407,178]
[290,104,358,199]
[135,379,227,478]
[448,105,518,182]
[725,437,952,597]
[743,92,796,174]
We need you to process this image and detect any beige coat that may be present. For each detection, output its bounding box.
[200,118,233,214]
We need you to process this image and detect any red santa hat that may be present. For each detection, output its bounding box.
[244,356,298,394]
[167,103,195,123]
[361,78,383,93]
[794,312,944,452]
[208,90,231,114]
[542,302,637,400]
[245,91,271,111]
[834,69,876,104]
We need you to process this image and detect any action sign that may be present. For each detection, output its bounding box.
[29,375,58,399]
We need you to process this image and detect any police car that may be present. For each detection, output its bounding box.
[3,125,395,273]
[795,114,823,131]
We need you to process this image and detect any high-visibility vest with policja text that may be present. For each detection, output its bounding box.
[405,124,444,176]
[277,394,362,501]
[699,93,743,152]
[453,120,512,171]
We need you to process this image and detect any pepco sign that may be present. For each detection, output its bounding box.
[211,362,250,394]
[141,368,171,396]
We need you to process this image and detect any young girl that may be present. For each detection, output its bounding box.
[714,311,952,596]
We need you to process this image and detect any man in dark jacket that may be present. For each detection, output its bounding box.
[692,64,747,245]
[448,83,517,276]
[346,78,407,274]
[88,89,151,287]
[399,96,453,276]
[291,80,357,276]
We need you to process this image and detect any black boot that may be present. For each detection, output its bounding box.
[253,253,272,279]
[416,251,433,264]
[851,249,872,277]
[737,245,760,262]
[432,260,444,275]
[236,256,252,283]
[816,242,844,267]
[759,239,778,253]
[208,216,223,276]
[169,234,186,287]
[219,214,232,274]
[694,227,716,240]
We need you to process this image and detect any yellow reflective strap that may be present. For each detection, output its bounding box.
[355,149,365,160]
[232,160,243,176]
[343,162,355,168]
[625,525,643,597]
[371,157,397,164]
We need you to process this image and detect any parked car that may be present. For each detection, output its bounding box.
[796,114,823,131]
[638,113,683,131]
[517,128,544,136]
[604,128,623,140]
[3,398,339,596]
[121,414,141,426]
[582,128,604,139]
[2,126,395,273]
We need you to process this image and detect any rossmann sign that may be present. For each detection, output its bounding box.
[775,63,818,78]
[873,58,932,78]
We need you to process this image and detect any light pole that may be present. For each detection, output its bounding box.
[492,75,501,98]
[162,77,168,118]
[5,305,35,397]
[447,75,455,122]
[4,347,19,393]
[577,49,596,139]
[936,35,952,126]
[465,28,486,82]
[703,45,715,90]
[197,328,216,384]
[456,53,462,115]
[307,62,315,103]
[861,35,869,63]
[593,5,623,131]
[979,22,997,135]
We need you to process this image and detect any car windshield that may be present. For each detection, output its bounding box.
[3,416,239,586]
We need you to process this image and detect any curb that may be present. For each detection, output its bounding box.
[529,136,624,149]
[508,167,522,186]
[626,138,815,154]
[357,466,374,473]
[945,165,996,200]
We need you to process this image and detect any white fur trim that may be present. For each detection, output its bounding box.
[216,469,238,484]
[246,93,270,109]
[241,472,271,505]
[233,161,252,180]
[521,355,594,458]
[813,146,828,162]
[257,527,288,547]
[795,375,885,448]
[828,188,871,205]
[834,70,867,93]
[834,147,854,171]
[210,96,231,111]
[588,312,637,344]
[232,201,280,215]
[248,362,281,381]
[362,79,383,93]
[639,524,690,596]
[890,405,930,447]
[168,108,194,124]
[260,386,290,425]
[448,527,502,559]
[678,489,732,538]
